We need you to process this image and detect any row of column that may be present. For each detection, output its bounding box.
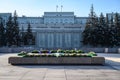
[37,32,82,49]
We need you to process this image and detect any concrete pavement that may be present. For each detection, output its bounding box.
[0,53,120,80]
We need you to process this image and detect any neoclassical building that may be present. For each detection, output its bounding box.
[0,11,115,49]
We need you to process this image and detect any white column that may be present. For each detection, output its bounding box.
[59,33,62,48]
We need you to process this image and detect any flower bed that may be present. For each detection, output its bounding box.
[17,49,97,57]
[8,49,105,65]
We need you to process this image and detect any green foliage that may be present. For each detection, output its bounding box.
[87,51,97,56]
[6,15,15,46]
[31,50,39,53]
[40,49,85,54]
[20,27,25,45]
[83,5,120,47]
[22,53,95,57]
[57,49,64,53]
[47,54,55,57]
[6,11,20,47]
[50,50,57,53]
[13,10,20,46]
[18,51,27,56]
[18,50,97,57]
[82,5,99,46]
[68,50,84,53]
[0,17,5,46]
[41,50,49,53]
[64,50,71,53]
[77,50,84,53]
[70,50,76,53]
[23,23,35,45]
[114,13,120,46]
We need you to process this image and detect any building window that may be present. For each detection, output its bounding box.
[60,19,63,23]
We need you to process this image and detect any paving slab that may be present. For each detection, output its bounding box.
[0,53,120,80]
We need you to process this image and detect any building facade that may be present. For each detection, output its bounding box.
[0,12,87,49]
[0,12,116,49]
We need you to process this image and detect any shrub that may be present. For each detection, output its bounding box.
[70,50,76,53]
[50,50,57,53]
[24,53,33,57]
[77,50,84,53]
[47,54,55,57]
[41,50,49,53]
[87,51,97,56]
[17,50,97,57]
[64,50,71,53]
[18,51,27,56]
[31,50,39,53]
[57,49,64,53]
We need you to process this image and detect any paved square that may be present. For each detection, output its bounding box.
[0,53,120,80]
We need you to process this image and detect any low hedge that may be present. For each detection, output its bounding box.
[40,50,49,53]
[18,49,97,57]
[21,54,92,57]
[18,51,27,56]
[18,52,97,57]
[31,50,39,53]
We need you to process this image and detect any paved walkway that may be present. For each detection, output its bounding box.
[0,53,120,80]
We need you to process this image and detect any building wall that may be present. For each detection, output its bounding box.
[0,12,87,49]
[36,31,82,49]
[0,13,11,26]
[44,12,75,24]
[0,12,119,49]
[34,22,84,49]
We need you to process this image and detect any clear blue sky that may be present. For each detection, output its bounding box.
[0,0,120,17]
